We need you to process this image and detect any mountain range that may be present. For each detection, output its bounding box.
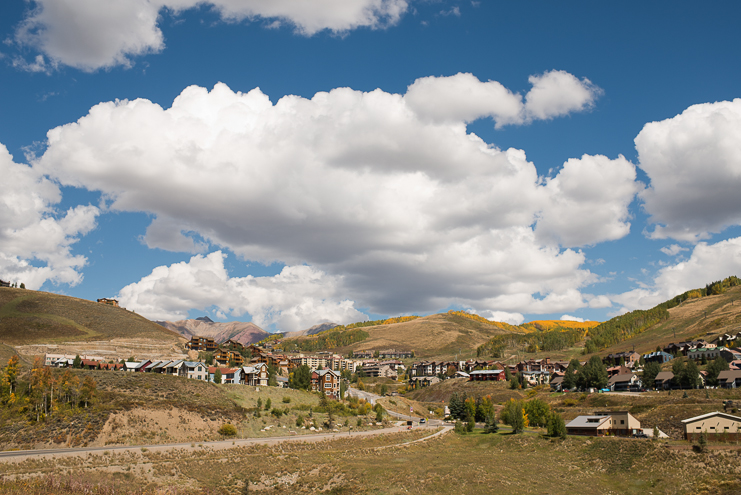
[156,316,270,345]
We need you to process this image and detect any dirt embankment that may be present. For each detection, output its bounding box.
[93,407,229,446]
[14,339,188,363]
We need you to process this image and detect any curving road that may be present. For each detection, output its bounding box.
[0,423,448,461]
[345,387,445,426]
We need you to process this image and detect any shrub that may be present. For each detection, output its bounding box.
[296,415,304,427]
[547,413,567,439]
[282,396,291,403]
[454,420,466,434]
[218,424,237,437]
[484,414,499,434]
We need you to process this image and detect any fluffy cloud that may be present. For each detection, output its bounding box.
[536,154,639,247]
[405,70,601,128]
[613,236,741,312]
[660,244,688,256]
[0,144,99,288]
[117,251,368,331]
[637,99,741,241]
[524,70,602,121]
[34,77,633,323]
[560,314,584,322]
[14,0,408,71]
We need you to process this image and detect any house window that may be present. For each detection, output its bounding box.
[324,383,331,388]
[620,420,624,424]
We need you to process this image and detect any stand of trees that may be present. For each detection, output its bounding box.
[281,328,370,352]
[477,328,583,358]
[671,359,700,389]
[2,357,97,422]
[289,364,311,390]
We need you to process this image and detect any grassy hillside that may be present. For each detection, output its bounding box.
[280,311,600,360]
[287,312,523,359]
[0,288,182,345]
[0,368,354,449]
[593,284,741,357]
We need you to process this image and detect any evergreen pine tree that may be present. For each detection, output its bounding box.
[484,414,499,434]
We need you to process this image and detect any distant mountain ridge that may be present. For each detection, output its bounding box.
[156,317,269,345]
[282,322,339,339]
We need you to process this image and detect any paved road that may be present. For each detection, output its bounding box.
[345,387,382,406]
[0,423,446,461]
[346,387,444,426]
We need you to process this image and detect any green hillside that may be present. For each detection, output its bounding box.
[0,288,182,345]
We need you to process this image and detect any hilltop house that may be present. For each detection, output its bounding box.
[97,298,119,307]
[185,336,218,352]
[352,350,374,359]
[682,411,741,441]
[654,371,674,390]
[608,373,641,392]
[183,361,208,380]
[718,370,741,388]
[603,351,641,366]
[566,411,641,437]
[214,349,244,367]
[378,349,414,359]
[242,363,269,387]
[687,347,723,362]
[208,367,242,384]
[468,370,505,381]
[311,369,340,399]
[0,279,10,288]
[642,351,673,364]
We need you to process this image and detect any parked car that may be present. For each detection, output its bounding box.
[633,432,649,439]
[419,418,427,424]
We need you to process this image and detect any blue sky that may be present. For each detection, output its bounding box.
[1,1,741,332]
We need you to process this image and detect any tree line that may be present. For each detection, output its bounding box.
[281,328,370,352]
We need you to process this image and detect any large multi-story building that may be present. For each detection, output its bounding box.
[311,369,340,399]
[185,336,218,352]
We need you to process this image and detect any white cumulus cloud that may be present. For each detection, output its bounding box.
[405,70,602,128]
[33,78,631,324]
[117,251,368,331]
[613,236,741,312]
[13,0,408,71]
[536,154,639,247]
[0,143,99,288]
[559,314,584,322]
[660,244,688,256]
[637,99,741,241]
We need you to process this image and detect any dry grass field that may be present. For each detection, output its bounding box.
[326,312,518,360]
[1,426,740,494]
[593,286,741,358]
